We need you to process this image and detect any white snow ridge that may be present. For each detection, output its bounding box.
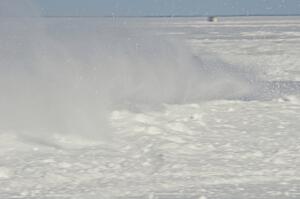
[0,2,300,199]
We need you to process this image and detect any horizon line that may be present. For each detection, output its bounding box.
[1,14,300,18]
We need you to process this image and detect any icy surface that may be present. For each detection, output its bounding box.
[0,17,300,199]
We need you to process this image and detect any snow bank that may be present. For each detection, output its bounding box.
[0,17,256,140]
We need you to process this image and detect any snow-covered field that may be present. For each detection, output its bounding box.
[0,16,300,199]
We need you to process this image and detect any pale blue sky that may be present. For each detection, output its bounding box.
[36,0,300,16]
[1,0,299,17]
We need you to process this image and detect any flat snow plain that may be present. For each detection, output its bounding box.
[0,16,300,199]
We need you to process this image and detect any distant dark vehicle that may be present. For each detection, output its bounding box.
[208,16,218,22]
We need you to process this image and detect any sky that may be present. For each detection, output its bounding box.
[36,0,300,16]
[1,0,300,17]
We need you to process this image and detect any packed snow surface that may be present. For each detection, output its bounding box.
[0,16,300,199]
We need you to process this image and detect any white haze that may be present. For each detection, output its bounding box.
[0,2,257,140]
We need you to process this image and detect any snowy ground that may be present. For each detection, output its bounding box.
[1,16,300,199]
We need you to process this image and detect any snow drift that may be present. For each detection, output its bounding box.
[0,16,258,138]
